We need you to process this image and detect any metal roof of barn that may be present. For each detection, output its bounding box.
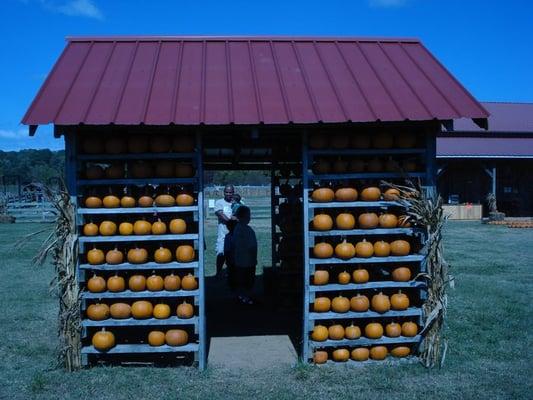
[452,102,533,133]
[22,36,489,131]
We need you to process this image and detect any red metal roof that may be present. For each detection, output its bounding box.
[22,36,489,128]
[453,102,533,133]
[437,137,533,158]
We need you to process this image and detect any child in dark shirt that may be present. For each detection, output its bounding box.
[224,205,257,305]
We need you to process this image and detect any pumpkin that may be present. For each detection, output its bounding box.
[313,297,331,312]
[360,187,381,201]
[110,303,131,319]
[309,133,328,149]
[344,323,361,340]
[148,331,166,346]
[331,295,350,313]
[348,159,366,172]
[155,194,175,207]
[328,324,345,340]
[87,247,105,265]
[133,220,152,235]
[383,188,400,201]
[350,294,369,312]
[369,346,388,360]
[82,138,104,154]
[87,274,106,292]
[385,322,402,337]
[365,322,383,339]
[146,273,164,291]
[351,347,370,361]
[92,328,115,351]
[331,134,349,149]
[83,222,98,236]
[177,301,194,319]
[99,220,117,236]
[166,329,189,346]
[332,349,350,362]
[355,240,374,258]
[85,196,102,208]
[392,267,411,282]
[390,240,411,256]
[176,245,195,262]
[151,219,167,235]
[332,158,348,173]
[367,158,383,172]
[118,222,133,236]
[312,214,333,231]
[391,346,410,358]
[153,303,171,319]
[373,241,391,257]
[128,275,146,292]
[311,188,335,203]
[138,195,154,207]
[175,163,195,178]
[155,160,175,178]
[335,213,356,230]
[371,292,391,313]
[169,219,187,234]
[391,291,410,310]
[86,165,104,179]
[334,187,358,202]
[103,195,120,208]
[401,322,418,337]
[313,351,328,364]
[86,303,110,320]
[164,273,181,291]
[130,161,153,178]
[131,300,153,319]
[351,134,371,149]
[127,135,149,153]
[127,247,148,264]
[395,132,417,148]
[313,270,329,285]
[358,212,379,229]
[311,325,328,341]
[172,135,195,152]
[181,274,198,290]
[352,268,369,283]
[372,132,394,148]
[379,213,398,228]
[105,137,125,154]
[338,271,351,284]
[150,136,171,153]
[397,215,412,227]
[154,246,172,264]
[313,242,334,259]
[105,163,125,179]
[107,274,125,292]
[176,193,194,206]
[335,240,355,259]
[312,159,331,175]
[120,196,136,208]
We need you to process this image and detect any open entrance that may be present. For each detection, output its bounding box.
[201,130,303,368]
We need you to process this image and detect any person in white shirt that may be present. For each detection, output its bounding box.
[214,184,235,276]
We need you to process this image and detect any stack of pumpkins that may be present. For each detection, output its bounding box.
[311,186,402,203]
[85,161,195,180]
[83,191,195,209]
[308,131,418,150]
[81,134,195,155]
[312,211,411,231]
[313,345,411,363]
[312,291,411,314]
[313,266,412,286]
[87,299,195,321]
[86,272,198,293]
[86,244,196,265]
[83,218,188,237]
[91,327,191,351]
[312,157,417,174]
[313,238,411,259]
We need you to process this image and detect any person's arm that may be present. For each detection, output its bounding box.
[214,199,231,224]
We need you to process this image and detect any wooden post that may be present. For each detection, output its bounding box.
[301,129,310,363]
[196,130,206,371]
[425,126,437,197]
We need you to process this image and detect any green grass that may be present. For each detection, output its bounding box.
[0,221,532,399]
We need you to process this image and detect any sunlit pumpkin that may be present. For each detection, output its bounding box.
[153,303,171,319]
[311,325,329,341]
[128,275,146,292]
[103,195,120,208]
[146,273,164,291]
[385,322,402,337]
[85,196,102,208]
[350,294,369,312]
[360,187,381,201]
[331,295,350,313]
[87,247,105,265]
[369,346,388,360]
[165,329,189,346]
[373,241,391,257]
[85,165,104,180]
[83,222,98,236]
[120,195,136,208]
[328,324,345,340]
[148,330,166,347]
[312,214,333,231]
[127,135,149,153]
[311,188,335,203]
[383,188,400,201]
[335,240,355,259]
[352,268,369,283]
[390,240,411,256]
[155,194,175,207]
[176,192,195,206]
[164,273,181,291]
[313,351,328,364]
[313,242,334,259]
[351,347,370,361]
[371,292,391,313]
[372,132,394,149]
[181,274,198,290]
[332,348,350,362]
[344,323,361,340]
[338,271,351,284]
[391,346,410,358]
[133,220,152,235]
[313,270,329,285]
[131,300,153,319]
[92,328,115,351]
[87,274,106,293]
[105,163,125,179]
[169,218,187,234]
[358,212,379,229]
[391,267,411,282]
[401,322,418,337]
[379,213,398,228]
[390,291,410,310]
[127,247,148,264]
[335,213,356,230]
[107,274,125,292]
[355,239,374,258]
[150,135,171,153]
[176,245,195,262]
[118,222,133,236]
[365,322,384,339]
[98,220,117,236]
[87,303,110,321]
[109,303,131,319]
[313,297,331,312]
[151,218,167,235]
[172,135,195,152]
[176,301,194,319]
[138,195,154,207]
[154,246,172,264]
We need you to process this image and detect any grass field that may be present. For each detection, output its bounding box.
[0,220,532,399]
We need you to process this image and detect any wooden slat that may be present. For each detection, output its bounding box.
[320,356,419,367]
[82,343,199,354]
[82,316,198,327]
[79,261,198,271]
[310,254,425,265]
[309,172,426,180]
[309,334,421,347]
[309,228,417,237]
[77,177,195,186]
[78,206,198,214]
[79,233,198,244]
[82,289,199,299]
[78,152,196,160]
[308,201,405,209]
[309,307,422,320]
[308,148,426,156]
[309,281,425,292]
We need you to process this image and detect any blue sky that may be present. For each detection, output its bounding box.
[1,0,532,151]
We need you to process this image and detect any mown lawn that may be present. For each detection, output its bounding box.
[0,221,531,400]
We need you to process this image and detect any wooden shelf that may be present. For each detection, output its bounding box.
[82,343,199,354]
[78,152,196,161]
[309,228,417,237]
[308,201,405,209]
[82,316,198,327]
[79,233,198,244]
[309,172,426,180]
[309,281,425,292]
[78,206,198,215]
[308,148,426,156]
[77,178,195,186]
[319,356,419,367]
[79,261,198,271]
[309,307,422,320]
[82,289,199,299]
[310,255,425,265]
[309,335,421,348]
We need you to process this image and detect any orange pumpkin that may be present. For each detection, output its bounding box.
[181,274,198,290]
[331,296,350,313]
[155,160,175,178]
[373,241,391,257]
[332,158,348,173]
[311,325,329,341]
[350,294,369,312]
[107,274,125,292]
[313,351,328,364]
[328,324,345,340]
[332,349,350,362]
[371,292,391,313]
[165,329,189,346]
[154,246,172,263]
[133,220,152,235]
[150,136,171,153]
[148,331,166,347]
[383,188,400,201]
[127,135,149,153]
[312,214,333,231]
[390,240,411,256]
[391,291,410,310]
[351,347,370,361]
[109,303,131,319]
[92,328,115,351]
[169,219,187,234]
[155,194,175,207]
[313,297,331,312]
[130,161,153,178]
[153,303,171,319]
[82,138,103,154]
[138,195,154,207]
[335,213,356,230]
[395,132,417,148]
[102,195,120,208]
[312,159,330,174]
[334,187,358,202]
[118,222,133,236]
[164,273,181,291]
[87,274,106,293]
[128,275,146,292]
[370,346,388,360]
[360,187,381,201]
[83,222,99,236]
[127,247,148,264]
[391,346,411,358]
[85,196,102,208]
[87,247,105,265]
[338,271,351,284]
[176,301,194,319]
[176,193,195,206]
[385,322,402,337]
[151,219,167,235]
[146,274,164,291]
[176,245,195,262]
[311,188,335,203]
[401,322,418,337]
[98,220,117,236]
[131,300,153,319]
[352,268,369,283]
[379,213,398,228]
[175,163,195,178]
[358,212,379,229]
[335,240,355,259]
[120,196,136,208]
[85,165,104,180]
[344,323,361,339]
[365,322,384,339]
[105,137,126,154]
[355,239,374,258]
[105,163,125,179]
[313,242,334,259]
[87,303,110,321]
[392,267,411,282]
[313,270,329,285]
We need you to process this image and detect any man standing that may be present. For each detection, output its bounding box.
[214,184,235,277]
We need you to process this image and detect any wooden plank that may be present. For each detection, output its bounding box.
[301,130,311,363]
[82,289,199,299]
[309,335,421,347]
[309,307,422,321]
[82,316,198,327]
[78,206,198,215]
[308,148,426,156]
[196,130,206,371]
[79,233,198,244]
[310,255,425,265]
[78,152,196,161]
[77,178,195,186]
[320,357,419,367]
[309,281,426,292]
[308,201,405,209]
[82,343,199,354]
[79,261,198,271]
[309,172,426,180]
[309,228,417,237]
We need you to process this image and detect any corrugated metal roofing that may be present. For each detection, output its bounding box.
[453,102,533,133]
[437,137,533,158]
[22,36,489,128]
